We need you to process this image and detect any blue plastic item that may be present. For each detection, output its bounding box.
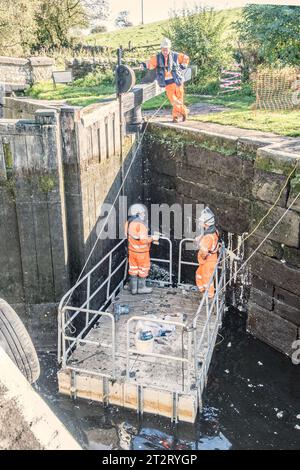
[139,330,153,341]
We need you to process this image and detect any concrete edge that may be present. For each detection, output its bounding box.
[0,347,81,450]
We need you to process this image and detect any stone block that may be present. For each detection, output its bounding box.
[149,171,176,191]
[251,275,274,297]
[237,137,265,162]
[242,159,255,180]
[247,302,298,357]
[283,245,300,269]
[251,201,300,248]
[287,171,300,213]
[274,287,300,310]
[273,299,300,326]
[251,252,300,296]
[180,164,208,186]
[255,144,300,176]
[249,287,274,310]
[252,169,288,206]
[151,152,177,177]
[206,170,250,197]
[185,145,213,170]
[212,153,244,178]
[247,235,283,260]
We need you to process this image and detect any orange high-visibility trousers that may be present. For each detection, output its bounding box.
[195,259,217,299]
[166,83,188,119]
[128,250,150,278]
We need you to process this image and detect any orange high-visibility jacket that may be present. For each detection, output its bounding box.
[125,219,152,254]
[197,231,219,266]
[147,52,190,82]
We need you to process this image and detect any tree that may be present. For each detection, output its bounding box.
[91,24,107,34]
[82,0,110,26]
[163,7,229,84]
[235,5,300,67]
[34,0,88,51]
[0,0,39,56]
[115,11,133,28]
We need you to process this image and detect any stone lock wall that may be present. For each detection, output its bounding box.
[0,98,144,349]
[65,57,139,80]
[0,110,69,349]
[0,56,54,87]
[144,122,300,357]
[65,58,115,80]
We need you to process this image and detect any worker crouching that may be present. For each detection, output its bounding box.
[125,204,159,295]
[143,38,190,123]
[195,208,219,300]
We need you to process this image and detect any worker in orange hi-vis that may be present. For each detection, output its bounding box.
[125,204,159,295]
[195,208,220,300]
[143,37,190,123]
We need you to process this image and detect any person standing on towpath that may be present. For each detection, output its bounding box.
[142,37,190,123]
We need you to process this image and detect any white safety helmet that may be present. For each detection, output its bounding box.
[161,37,171,49]
[198,207,215,228]
[128,203,147,218]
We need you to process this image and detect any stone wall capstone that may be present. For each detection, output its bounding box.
[0,56,54,87]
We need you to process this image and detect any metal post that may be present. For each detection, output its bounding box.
[215,269,219,321]
[107,253,112,299]
[112,316,116,379]
[141,0,144,25]
[117,47,125,214]
[62,308,67,368]
[206,296,210,346]
[86,275,91,327]
[126,320,130,380]
[178,240,183,285]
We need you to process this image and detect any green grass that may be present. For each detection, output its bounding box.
[191,108,300,137]
[143,86,255,111]
[86,20,167,51]
[26,80,115,107]
[85,8,241,53]
[198,91,255,111]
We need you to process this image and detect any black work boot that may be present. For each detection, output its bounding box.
[137,277,153,294]
[130,276,138,295]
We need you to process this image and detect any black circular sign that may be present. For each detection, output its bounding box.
[116,65,136,94]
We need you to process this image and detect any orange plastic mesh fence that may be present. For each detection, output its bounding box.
[251,67,300,111]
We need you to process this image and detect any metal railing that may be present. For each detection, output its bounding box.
[58,236,173,373]
[124,239,226,395]
[126,315,193,392]
[149,236,173,286]
[178,238,199,287]
[190,242,226,401]
[58,238,128,365]
[58,235,226,402]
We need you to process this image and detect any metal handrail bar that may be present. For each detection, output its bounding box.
[59,237,173,364]
[126,316,189,383]
[59,238,127,310]
[61,307,116,377]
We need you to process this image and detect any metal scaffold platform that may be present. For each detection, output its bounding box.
[57,238,226,423]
